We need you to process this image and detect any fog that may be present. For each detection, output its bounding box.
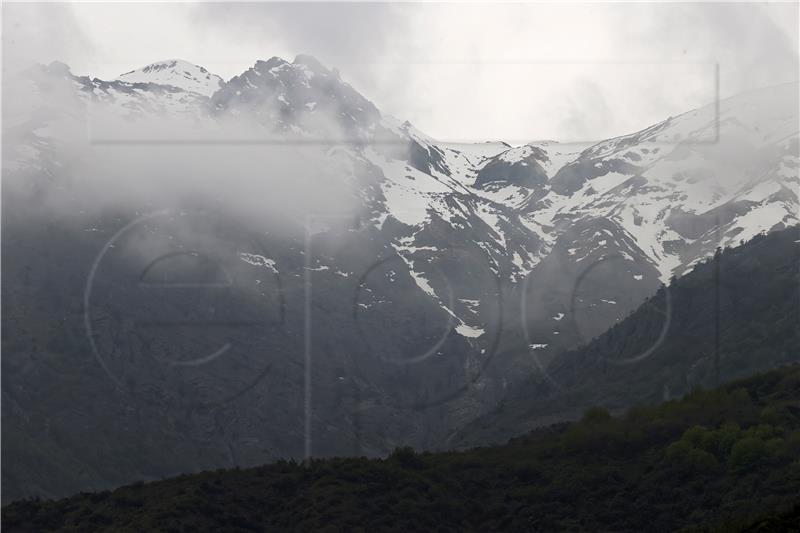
[2,62,367,236]
[3,2,797,142]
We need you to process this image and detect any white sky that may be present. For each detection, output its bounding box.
[3,1,798,143]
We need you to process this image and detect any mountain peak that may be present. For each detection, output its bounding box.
[248,55,329,78]
[292,54,328,73]
[254,56,289,71]
[45,61,72,75]
[118,59,223,97]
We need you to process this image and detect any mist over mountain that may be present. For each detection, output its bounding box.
[2,54,798,504]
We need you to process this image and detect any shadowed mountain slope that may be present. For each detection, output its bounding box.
[452,225,800,448]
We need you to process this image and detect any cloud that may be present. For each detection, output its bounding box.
[3,2,798,143]
[557,80,613,142]
[1,2,93,73]
[2,64,362,232]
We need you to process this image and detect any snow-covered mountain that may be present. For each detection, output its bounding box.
[528,82,798,276]
[2,55,797,501]
[5,56,797,371]
[210,55,379,137]
[118,59,223,97]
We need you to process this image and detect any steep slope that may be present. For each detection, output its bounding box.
[453,225,800,447]
[511,82,799,350]
[534,82,799,279]
[4,364,800,532]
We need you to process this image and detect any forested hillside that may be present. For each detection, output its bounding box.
[4,364,800,532]
[453,226,800,447]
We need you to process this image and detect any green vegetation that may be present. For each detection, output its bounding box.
[4,365,800,532]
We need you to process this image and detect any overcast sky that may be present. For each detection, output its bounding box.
[3,1,798,143]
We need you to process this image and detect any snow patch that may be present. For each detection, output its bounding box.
[238,253,278,273]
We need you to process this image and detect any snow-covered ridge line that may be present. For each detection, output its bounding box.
[118,59,223,97]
